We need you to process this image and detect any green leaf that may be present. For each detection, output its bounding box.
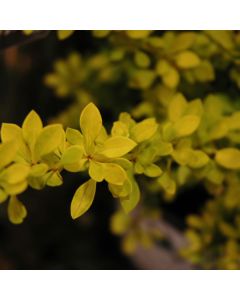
[215,148,240,170]
[8,196,27,224]
[34,124,64,159]
[70,179,96,219]
[100,136,136,158]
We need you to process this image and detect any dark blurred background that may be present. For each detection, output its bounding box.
[0,31,136,269]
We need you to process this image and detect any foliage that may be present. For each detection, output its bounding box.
[2,30,240,269]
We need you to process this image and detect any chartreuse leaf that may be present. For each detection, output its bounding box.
[215,148,240,169]
[168,93,187,122]
[175,51,200,69]
[1,163,30,184]
[103,163,126,185]
[0,141,17,169]
[174,115,200,137]
[130,118,158,142]
[66,127,83,145]
[80,102,102,148]
[22,110,43,150]
[70,179,96,219]
[8,196,27,224]
[34,124,64,159]
[120,175,140,213]
[61,145,83,165]
[99,136,136,158]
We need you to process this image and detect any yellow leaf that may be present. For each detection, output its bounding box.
[0,141,17,169]
[89,160,104,182]
[126,30,152,39]
[110,211,130,235]
[61,145,83,165]
[29,163,48,177]
[100,136,136,158]
[1,123,29,160]
[80,103,102,147]
[158,173,176,195]
[122,233,137,254]
[108,177,132,198]
[215,148,240,170]
[1,123,22,143]
[34,124,64,159]
[187,150,209,168]
[174,115,200,137]
[129,70,156,89]
[175,51,200,69]
[168,93,187,122]
[103,163,126,185]
[70,179,96,219]
[134,51,151,68]
[66,127,83,145]
[144,164,163,177]
[111,121,129,137]
[2,181,28,195]
[120,175,140,213]
[1,163,30,184]
[0,189,7,203]
[22,110,43,150]
[171,32,196,53]
[162,67,180,89]
[206,30,234,50]
[130,118,158,142]
[8,196,27,224]
[57,30,74,40]
[46,171,63,187]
